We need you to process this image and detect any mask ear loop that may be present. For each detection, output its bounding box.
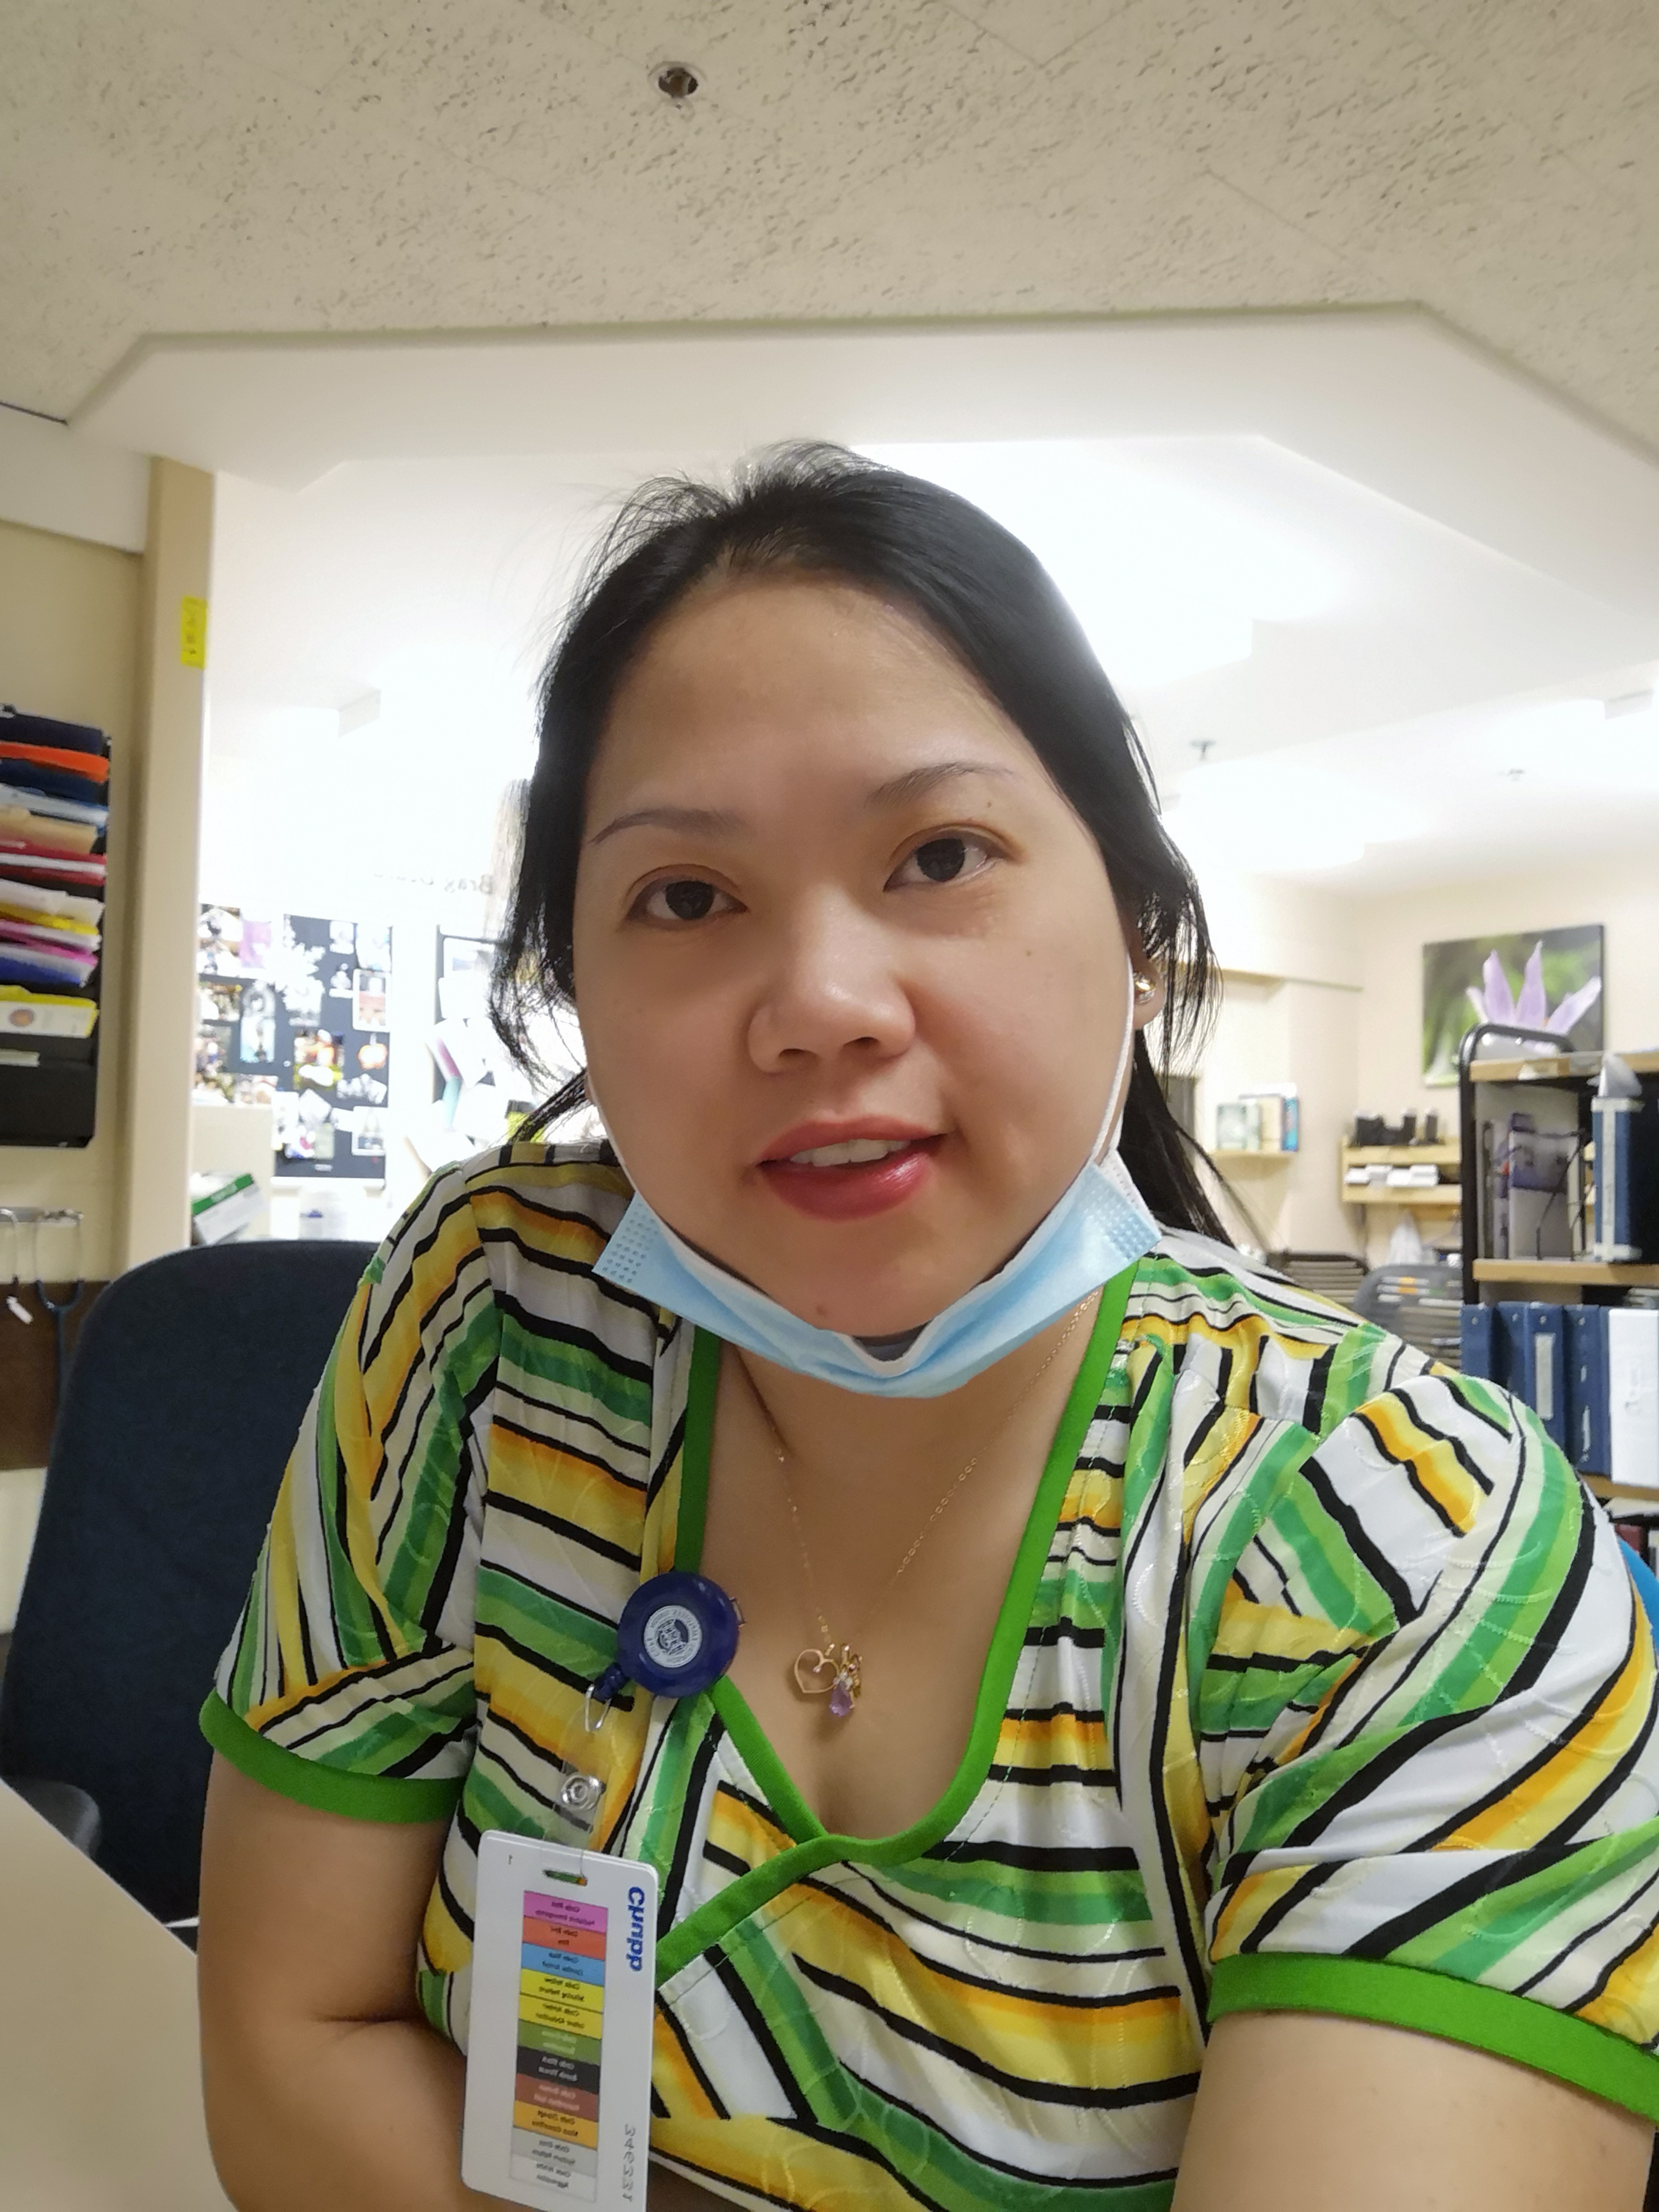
[1090,952,1148,1168]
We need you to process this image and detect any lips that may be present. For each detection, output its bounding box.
[756,1120,941,1222]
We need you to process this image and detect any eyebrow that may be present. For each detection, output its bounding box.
[585,803,745,848]
[866,759,1016,808]
[584,760,1015,848]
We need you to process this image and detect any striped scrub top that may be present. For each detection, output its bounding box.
[205,1144,1659,2208]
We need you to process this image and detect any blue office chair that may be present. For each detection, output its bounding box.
[0,1238,374,1923]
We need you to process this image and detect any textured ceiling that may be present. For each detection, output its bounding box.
[4,0,1657,445]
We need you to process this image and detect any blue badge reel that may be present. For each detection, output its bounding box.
[588,1570,741,1718]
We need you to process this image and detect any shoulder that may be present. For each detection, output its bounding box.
[360,1139,646,1364]
[1129,1231,1430,1441]
[1130,1235,1576,1629]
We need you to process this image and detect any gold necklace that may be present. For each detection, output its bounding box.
[745,1295,1096,1721]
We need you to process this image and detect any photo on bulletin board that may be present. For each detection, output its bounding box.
[1421,923,1603,1087]
[194,907,393,1177]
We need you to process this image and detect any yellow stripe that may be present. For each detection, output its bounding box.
[1443,1632,1655,1851]
[765,1885,1187,2092]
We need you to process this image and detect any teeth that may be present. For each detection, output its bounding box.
[788,1137,914,1167]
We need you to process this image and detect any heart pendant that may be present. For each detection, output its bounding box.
[793,1648,836,1697]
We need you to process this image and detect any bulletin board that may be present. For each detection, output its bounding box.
[196,908,393,1179]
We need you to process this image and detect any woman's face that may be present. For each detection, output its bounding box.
[571,573,1148,1337]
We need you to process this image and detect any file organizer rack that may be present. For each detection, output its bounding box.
[0,710,109,1148]
[1458,1023,1659,1494]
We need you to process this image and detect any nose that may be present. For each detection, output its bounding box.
[746,890,916,1074]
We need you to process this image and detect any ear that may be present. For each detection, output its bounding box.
[1121,917,1167,1031]
[1130,966,1167,1030]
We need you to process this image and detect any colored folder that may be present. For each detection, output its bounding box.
[1565,1306,1610,1476]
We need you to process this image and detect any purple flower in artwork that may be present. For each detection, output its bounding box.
[1466,941,1601,1044]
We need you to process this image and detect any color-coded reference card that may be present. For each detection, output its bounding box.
[514,1890,608,2200]
[464,1832,657,2212]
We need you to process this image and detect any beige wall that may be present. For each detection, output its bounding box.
[1355,858,1659,1127]
[0,516,140,1280]
[121,459,213,1267]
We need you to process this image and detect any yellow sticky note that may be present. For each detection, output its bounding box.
[180,596,208,670]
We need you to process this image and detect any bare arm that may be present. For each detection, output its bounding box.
[198,1754,509,2210]
[1173,2012,1652,2212]
[199,1756,728,2211]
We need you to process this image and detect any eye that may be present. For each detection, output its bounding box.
[635,876,738,924]
[888,833,996,889]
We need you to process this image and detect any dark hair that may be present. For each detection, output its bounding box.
[493,442,1225,1238]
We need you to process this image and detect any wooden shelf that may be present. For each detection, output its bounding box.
[1339,1143,1460,1209]
[1213,1148,1295,1168]
[1342,1186,1461,1209]
[1469,1047,1659,1084]
[1343,1144,1461,1168]
[1586,1475,1659,1503]
[1471,1259,1659,1287]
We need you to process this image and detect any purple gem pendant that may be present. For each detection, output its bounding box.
[793,1641,863,1719]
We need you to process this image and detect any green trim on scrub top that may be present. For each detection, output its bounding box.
[656,1264,1138,1985]
[1210,1953,1659,2125]
[200,1690,463,1825]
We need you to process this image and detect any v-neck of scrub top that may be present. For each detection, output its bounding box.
[650,1264,1135,1978]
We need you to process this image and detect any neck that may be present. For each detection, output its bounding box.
[732,1291,1101,1495]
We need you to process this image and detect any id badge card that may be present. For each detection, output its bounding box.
[463,1830,658,2209]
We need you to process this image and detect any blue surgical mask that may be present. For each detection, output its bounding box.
[591,961,1158,1398]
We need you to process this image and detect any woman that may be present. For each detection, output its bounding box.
[198,446,1659,2210]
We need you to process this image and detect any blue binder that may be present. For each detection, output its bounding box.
[1564,1304,1610,1475]
[1500,1300,1567,1448]
[1459,1305,1503,1383]
[1593,1093,1659,1262]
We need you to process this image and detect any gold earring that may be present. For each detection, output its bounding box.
[1132,972,1155,1000]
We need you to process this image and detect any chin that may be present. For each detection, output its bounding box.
[766,1268,974,1340]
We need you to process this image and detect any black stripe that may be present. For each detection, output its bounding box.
[917,1838,1139,1873]
[658,1998,730,2120]
[477,1618,629,1706]
[1205,1646,1353,1676]
[1413,1607,1645,1851]
[709,1946,815,2121]
[646,1398,689,1517]
[1352,1406,1467,1539]
[1388,1381,1495,1495]
[493,1380,649,1460]
[658,1722,725,1931]
[1138,1518,1213,2032]
[486,1486,641,1572]
[1350,1835,1593,1961]
[1445,1371,1516,1440]
[986,1762,1121,1789]
[1515,1858,1659,2002]
[828,1915,1180,2012]
[416,1434,477,1638]
[836,2061,1181,2194]
[360,1184,480,1371]
[1023,1619,1108,1651]
[1295,1450,1419,1625]
[492,1291,654,1388]
[1277,1416,1531,1768]
[794,1959,1199,2111]
[1302,1345,1334,1436]
[490,1414,647,1493]
[294,1573,317,1683]
[267,1649,470,1738]
[841,1871,1167,1968]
